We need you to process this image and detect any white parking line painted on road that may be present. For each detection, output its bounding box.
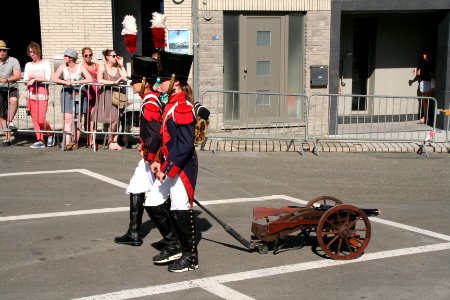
[196,281,256,300]
[77,169,128,189]
[0,169,84,177]
[195,195,308,206]
[370,217,450,242]
[0,169,129,188]
[0,207,128,222]
[2,169,450,300]
[72,242,450,300]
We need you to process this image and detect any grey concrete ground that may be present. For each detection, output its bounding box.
[0,143,449,300]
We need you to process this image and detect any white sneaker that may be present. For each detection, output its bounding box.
[30,141,45,149]
[7,123,17,131]
[47,135,55,147]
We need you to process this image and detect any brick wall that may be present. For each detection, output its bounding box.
[304,11,331,95]
[305,11,331,134]
[198,11,224,95]
[39,0,113,68]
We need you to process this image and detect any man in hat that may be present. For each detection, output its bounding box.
[114,55,166,246]
[146,51,201,272]
[0,40,21,146]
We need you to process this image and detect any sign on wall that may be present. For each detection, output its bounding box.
[167,29,191,54]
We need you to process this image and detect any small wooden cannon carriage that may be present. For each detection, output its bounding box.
[194,195,380,260]
[251,196,380,260]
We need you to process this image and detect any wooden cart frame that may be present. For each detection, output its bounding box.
[194,196,380,260]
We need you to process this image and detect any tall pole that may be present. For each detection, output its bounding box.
[192,0,199,102]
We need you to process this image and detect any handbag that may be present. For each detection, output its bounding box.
[112,90,127,110]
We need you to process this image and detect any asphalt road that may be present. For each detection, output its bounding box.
[0,145,449,300]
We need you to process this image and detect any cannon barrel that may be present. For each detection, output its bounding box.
[361,208,380,216]
[315,205,380,216]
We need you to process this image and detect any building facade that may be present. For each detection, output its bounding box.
[3,0,450,129]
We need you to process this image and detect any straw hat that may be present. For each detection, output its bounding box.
[0,40,10,50]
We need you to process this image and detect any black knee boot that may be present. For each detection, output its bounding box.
[144,202,182,264]
[114,193,145,246]
[168,209,198,272]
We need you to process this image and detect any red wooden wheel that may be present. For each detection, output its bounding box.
[316,204,371,260]
[306,195,343,208]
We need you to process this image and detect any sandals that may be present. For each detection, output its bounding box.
[108,141,122,151]
[64,143,79,151]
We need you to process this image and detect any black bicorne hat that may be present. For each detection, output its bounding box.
[156,51,193,82]
[130,55,158,83]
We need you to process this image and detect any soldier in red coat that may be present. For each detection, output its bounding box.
[114,55,164,246]
[146,51,200,272]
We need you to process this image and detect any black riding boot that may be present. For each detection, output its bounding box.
[168,209,199,272]
[144,202,182,264]
[114,193,145,246]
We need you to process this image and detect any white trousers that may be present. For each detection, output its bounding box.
[126,159,155,194]
[144,174,190,210]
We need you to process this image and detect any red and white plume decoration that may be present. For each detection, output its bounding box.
[150,12,167,50]
[121,15,138,54]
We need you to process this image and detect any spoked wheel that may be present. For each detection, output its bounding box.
[306,195,343,208]
[316,205,371,260]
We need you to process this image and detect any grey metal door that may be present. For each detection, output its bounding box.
[239,15,286,123]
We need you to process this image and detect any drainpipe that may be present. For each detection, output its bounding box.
[192,0,199,102]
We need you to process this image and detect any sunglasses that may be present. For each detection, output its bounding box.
[108,55,117,58]
[0,49,7,52]
[84,54,93,58]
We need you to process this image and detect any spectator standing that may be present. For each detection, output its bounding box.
[413,50,435,124]
[0,40,21,146]
[146,52,199,273]
[23,41,53,149]
[94,49,128,150]
[52,48,93,150]
[81,47,99,148]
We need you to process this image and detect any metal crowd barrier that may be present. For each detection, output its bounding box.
[200,90,309,155]
[2,84,448,156]
[2,81,63,145]
[442,105,450,144]
[1,81,142,152]
[308,94,438,156]
[77,83,141,152]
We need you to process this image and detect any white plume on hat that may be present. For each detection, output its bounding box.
[150,12,166,28]
[150,12,167,50]
[121,15,137,35]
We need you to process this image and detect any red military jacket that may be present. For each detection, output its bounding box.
[160,91,198,204]
[139,91,164,162]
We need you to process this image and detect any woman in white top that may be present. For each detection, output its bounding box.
[52,48,93,150]
[23,42,53,149]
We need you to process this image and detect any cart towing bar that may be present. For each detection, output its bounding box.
[194,199,263,252]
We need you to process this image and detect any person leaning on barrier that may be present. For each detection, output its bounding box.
[114,55,164,246]
[94,49,128,150]
[23,41,53,149]
[52,48,93,150]
[81,47,100,148]
[0,40,21,147]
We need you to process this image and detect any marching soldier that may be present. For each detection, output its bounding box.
[114,55,164,246]
[145,51,201,272]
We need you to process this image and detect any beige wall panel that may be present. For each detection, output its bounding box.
[206,0,330,11]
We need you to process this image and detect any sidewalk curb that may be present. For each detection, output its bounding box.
[199,140,450,154]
